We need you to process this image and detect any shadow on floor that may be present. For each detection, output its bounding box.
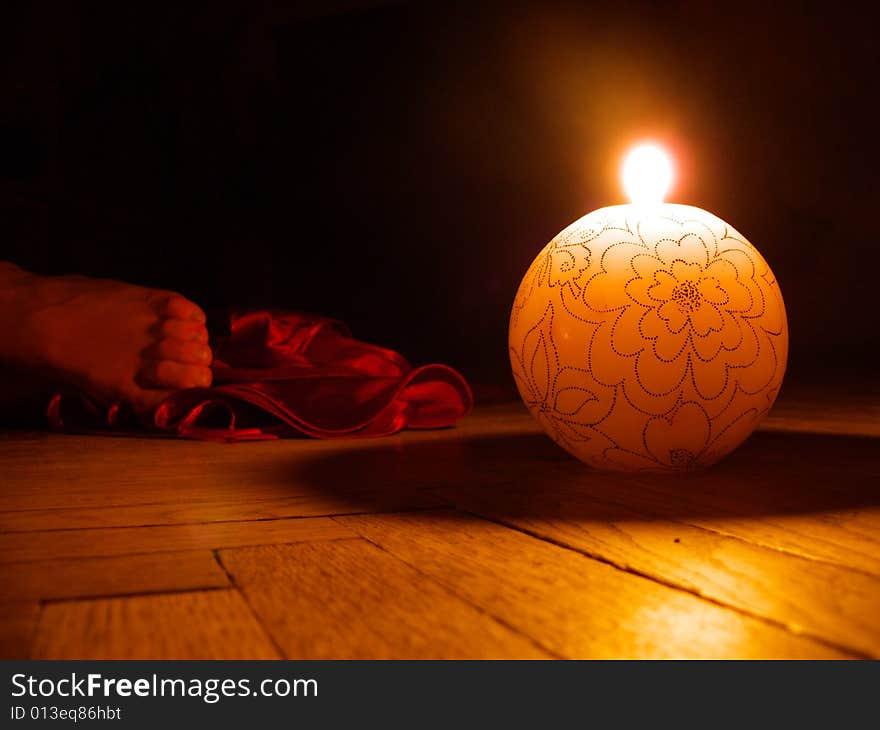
[285,427,880,521]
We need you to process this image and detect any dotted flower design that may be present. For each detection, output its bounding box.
[510,215,604,332]
[582,210,785,407]
[629,235,756,395]
[634,401,712,472]
[509,300,611,455]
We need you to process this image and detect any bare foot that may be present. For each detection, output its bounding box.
[0,263,213,414]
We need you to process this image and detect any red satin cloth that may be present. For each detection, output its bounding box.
[48,311,473,441]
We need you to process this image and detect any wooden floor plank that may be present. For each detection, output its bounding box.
[0,551,229,602]
[324,402,879,578]
[1,385,877,660]
[0,516,353,564]
[679,511,880,578]
[0,434,460,513]
[220,538,549,659]
[590,476,880,579]
[762,380,880,437]
[338,511,852,659]
[440,484,880,657]
[0,491,446,533]
[0,602,40,659]
[32,590,280,659]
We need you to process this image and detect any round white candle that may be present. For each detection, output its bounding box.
[509,144,788,472]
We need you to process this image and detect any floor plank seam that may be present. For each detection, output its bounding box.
[0,547,213,565]
[212,550,288,661]
[330,517,564,660]
[0,504,451,535]
[37,585,232,606]
[0,493,454,519]
[0,535,360,568]
[674,519,880,580]
[646,507,880,581]
[448,507,872,659]
[437,481,880,581]
[640,501,880,579]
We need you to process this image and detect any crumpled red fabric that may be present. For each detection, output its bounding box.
[47,310,473,441]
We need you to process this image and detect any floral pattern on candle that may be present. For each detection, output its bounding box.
[510,204,788,472]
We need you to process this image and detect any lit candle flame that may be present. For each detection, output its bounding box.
[622,143,673,206]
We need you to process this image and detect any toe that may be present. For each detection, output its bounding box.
[139,360,212,390]
[162,294,207,323]
[160,318,209,343]
[149,337,212,365]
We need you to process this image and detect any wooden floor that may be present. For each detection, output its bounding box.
[1,385,878,659]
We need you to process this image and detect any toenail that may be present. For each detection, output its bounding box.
[197,347,212,363]
[190,310,206,323]
[197,370,211,387]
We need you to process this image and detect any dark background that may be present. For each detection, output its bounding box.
[1,0,877,389]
